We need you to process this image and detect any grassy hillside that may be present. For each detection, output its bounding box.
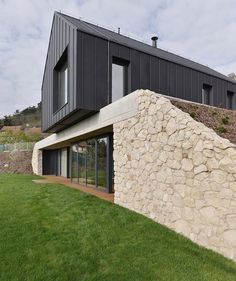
[0,102,41,128]
[0,174,236,281]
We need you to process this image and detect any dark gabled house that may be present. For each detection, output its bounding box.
[37,11,236,193]
[42,12,236,134]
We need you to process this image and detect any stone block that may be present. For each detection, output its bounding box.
[181,158,193,171]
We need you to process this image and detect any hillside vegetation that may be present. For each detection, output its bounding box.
[0,102,41,128]
[0,129,44,144]
[172,100,236,144]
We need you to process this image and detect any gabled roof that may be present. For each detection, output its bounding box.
[58,12,236,84]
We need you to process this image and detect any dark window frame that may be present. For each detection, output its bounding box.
[227,90,234,110]
[70,133,113,193]
[111,57,129,103]
[53,47,69,113]
[202,83,213,105]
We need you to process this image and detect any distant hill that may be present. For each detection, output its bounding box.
[0,102,41,128]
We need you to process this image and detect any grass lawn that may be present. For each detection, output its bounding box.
[0,174,236,281]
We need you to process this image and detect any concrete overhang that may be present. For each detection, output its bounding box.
[35,90,139,150]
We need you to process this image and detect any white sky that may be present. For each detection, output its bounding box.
[1,0,236,117]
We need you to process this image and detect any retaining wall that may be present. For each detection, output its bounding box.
[114,90,236,262]
[0,150,33,174]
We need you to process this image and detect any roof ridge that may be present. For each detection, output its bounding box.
[57,12,236,84]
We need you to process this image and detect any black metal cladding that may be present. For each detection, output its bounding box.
[42,13,78,133]
[42,12,236,133]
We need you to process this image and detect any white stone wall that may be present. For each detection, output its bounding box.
[32,146,42,175]
[113,90,236,262]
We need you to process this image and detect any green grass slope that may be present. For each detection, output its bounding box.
[0,174,236,281]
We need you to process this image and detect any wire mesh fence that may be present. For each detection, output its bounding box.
[0,142,35,152]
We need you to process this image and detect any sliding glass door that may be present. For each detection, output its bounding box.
[70,135,112,192]
[97,137,107,188]
[86,140,96,186]
[71,144,79,182]
[78,142,86,185]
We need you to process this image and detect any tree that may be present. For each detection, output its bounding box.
[228,73,236,80]
[3,115,12,126]
[0,101,42,128]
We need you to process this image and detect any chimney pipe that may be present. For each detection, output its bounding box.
[151,36,158,48]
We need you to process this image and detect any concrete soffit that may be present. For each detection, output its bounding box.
[35,90,140,150]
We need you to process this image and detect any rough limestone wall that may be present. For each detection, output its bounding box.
[31,147,42,175]
[0,151,33,174]
[113,90,236,262]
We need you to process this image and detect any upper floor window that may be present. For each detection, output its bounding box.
[53,48,68,112]
[112,58,129,102]
[59,63,68,105]
[227,90,234,110]
[202,84,212,105]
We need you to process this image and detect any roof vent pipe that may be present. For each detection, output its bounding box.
[151,36,158,48]
[118,27,120,34]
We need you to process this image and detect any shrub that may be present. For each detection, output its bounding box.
[217,126,227,133]
[189,112,196,119]
[222,116,229,125]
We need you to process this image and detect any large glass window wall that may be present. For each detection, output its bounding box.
[71,135,112,192]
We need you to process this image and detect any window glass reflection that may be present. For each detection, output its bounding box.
[71,144,78,182]
[97,137,107,188]
[78,142,86,184]
[112,63,125,102]
[86,140,96,186]
[71,136,109,191]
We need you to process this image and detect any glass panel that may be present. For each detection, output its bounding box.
[202,84,212,105]
[64,67,68,104]
[227,91,234,110]
[58,65,68,108]
[70,135,112,192]
[78,142,86,185]
[86,140,96,186]
[59,71,65,108]
[97,137,107,188]
[71,145,78,182]
[112,63,125,102]
[202,89,209,105]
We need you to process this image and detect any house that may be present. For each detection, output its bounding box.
[32,12,236,261]
[35,11,236,194]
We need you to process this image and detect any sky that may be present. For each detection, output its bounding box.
[1,0,236,118]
